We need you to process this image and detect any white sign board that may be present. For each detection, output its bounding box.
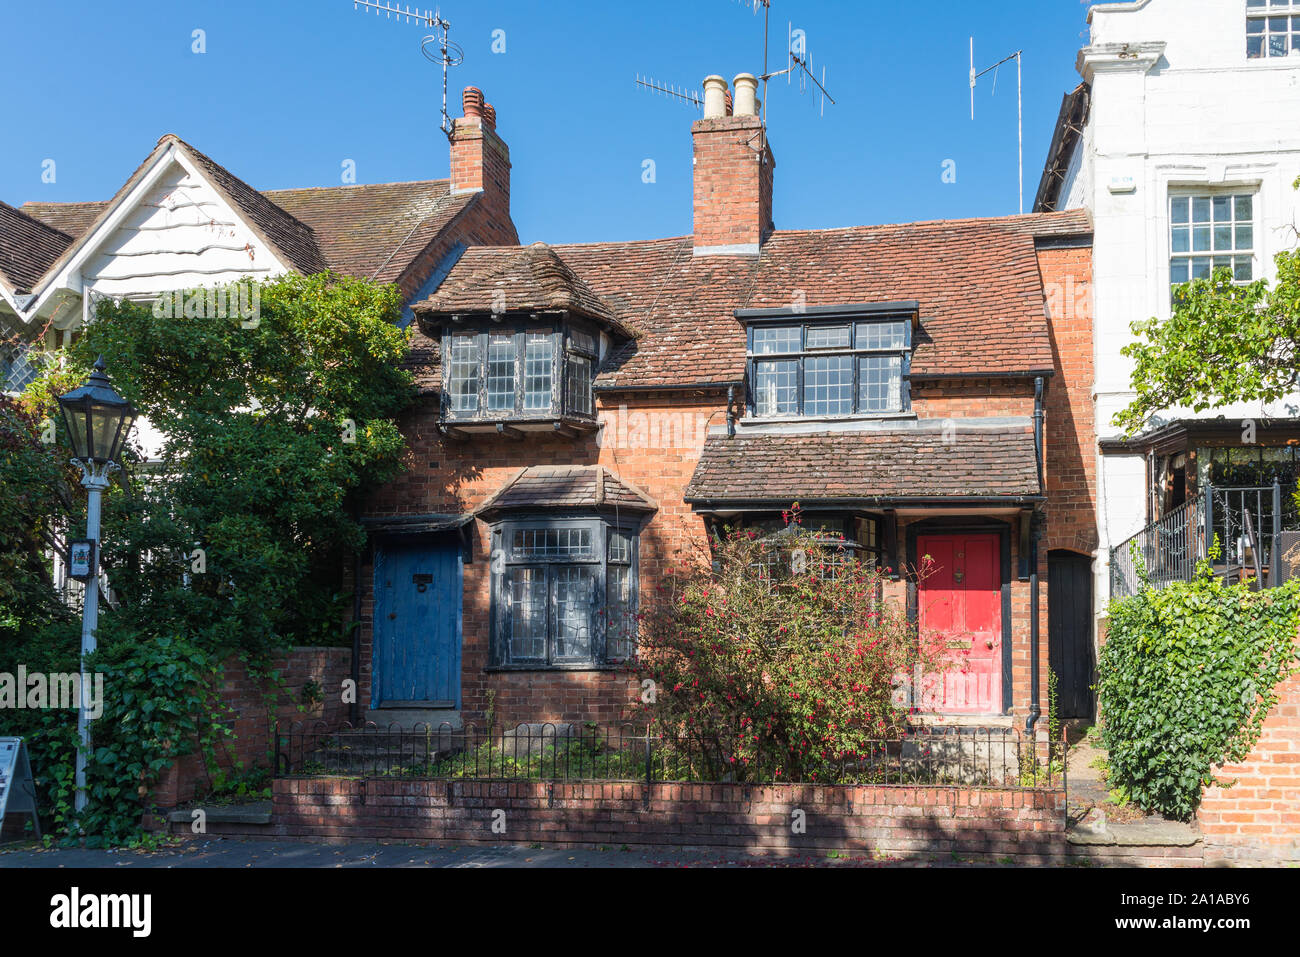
[0,738,40,841]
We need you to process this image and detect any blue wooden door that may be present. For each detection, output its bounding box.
[371,541,462,709]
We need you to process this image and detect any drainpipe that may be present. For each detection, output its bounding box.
[1026,529,1041,734]
[1032,377,1044,491]
[1026,376,1045,734]
[350,503,363,727]
[726,386,737,438]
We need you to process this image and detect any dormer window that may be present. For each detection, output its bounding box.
[439,319,600,432]
[1248,1,1300,58]
[744,314,913,419]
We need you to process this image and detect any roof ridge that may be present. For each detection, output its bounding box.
[263,178,450,195]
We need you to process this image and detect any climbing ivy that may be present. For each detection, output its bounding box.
[1099,570,1300,821]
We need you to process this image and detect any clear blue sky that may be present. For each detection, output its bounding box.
[0,0,1093,245]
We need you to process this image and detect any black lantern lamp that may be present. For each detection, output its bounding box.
[57,355,136,467]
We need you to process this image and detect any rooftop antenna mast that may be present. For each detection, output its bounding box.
[633,0,837,130]
[970,37,1024,214]
[353,1,464,141]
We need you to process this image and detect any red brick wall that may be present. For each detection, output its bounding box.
[260,778,1066,861]
[1038,244,1097,557]
[1198,668,1300,863]
[692,115,775,250]
[153,647,353,807]
[448,92,514,248]
[360,393,726,727]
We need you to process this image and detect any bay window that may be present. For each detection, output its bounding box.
[491,517,640,668]
[441,321,597,425]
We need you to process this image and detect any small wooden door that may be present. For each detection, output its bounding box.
[917,533,1003,714]
[371,541,462,710]
[1048,550,1095,720]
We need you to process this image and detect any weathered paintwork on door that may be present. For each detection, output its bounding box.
[371,542,462,710]
[917,533,1002,714]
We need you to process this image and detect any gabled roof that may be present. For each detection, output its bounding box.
[479,465,658,515]
[414,242,631,335]
[256,181,478,283]
[14,135,491,300]
[685,421,1043,506]
[0,200,73,295]
[178,137,328,275]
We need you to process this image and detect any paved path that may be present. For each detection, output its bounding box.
[0,838,923,868]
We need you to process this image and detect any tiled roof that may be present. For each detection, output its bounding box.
[15,201,104,240]
[684,423,1043,505]
[414,242,631,335]
[418,210,1088,390]
[16,136,484,288]
[266,181,477,283]
[0,201,72,295]
[178,137,329,276]
[479,466,658,514]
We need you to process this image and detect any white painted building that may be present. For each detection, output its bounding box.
[1036,0,1300,607]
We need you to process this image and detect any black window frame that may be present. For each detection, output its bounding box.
[489,515,641,670]
[440,317,600,425]
[745,317,913,419]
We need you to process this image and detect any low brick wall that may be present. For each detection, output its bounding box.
[252,778,1067,862]
[152,647,353,807]
[1198,669,1300,864]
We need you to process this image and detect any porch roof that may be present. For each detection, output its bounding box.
[684,420,1043,509]
[478,465,658,516]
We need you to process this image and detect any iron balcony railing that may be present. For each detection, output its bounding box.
[1110,480,1295,598]
[273,720,1066,791]
[1109,497,1204,599]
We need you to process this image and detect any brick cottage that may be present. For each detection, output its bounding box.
[355,75,1097,735]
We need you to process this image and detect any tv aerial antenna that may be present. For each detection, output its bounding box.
[970,38,1024,214]
[633,0,837,127]
[352,1,464,140]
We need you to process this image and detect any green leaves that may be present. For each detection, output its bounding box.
[1099,575,1300,820]
[0,272,415,845]
[1114,244,1300,435]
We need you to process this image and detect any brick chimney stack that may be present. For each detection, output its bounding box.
[450,87,513,240]
[693,73,775,256]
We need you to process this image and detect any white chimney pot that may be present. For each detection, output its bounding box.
[733,74,759,117]
[702,75,729,120]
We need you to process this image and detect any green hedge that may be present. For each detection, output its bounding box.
[1099,573,1300,821]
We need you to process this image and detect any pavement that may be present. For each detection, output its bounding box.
[0,838,924,868]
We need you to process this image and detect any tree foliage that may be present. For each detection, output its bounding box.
[632,510,946,783]
[1114,179,1300,435]
[0,272,415,842]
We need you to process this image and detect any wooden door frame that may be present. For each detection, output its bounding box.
[906,518,1014,715]
[1047,548,1096,720]
[369,530,465,711]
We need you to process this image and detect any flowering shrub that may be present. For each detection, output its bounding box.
[631,511,946,782]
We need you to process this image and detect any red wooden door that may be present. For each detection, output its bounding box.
[917,533,1002,714]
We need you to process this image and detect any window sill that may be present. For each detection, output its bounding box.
[485,664,627,674]
[439,415,600,439]
[741,412,917,427]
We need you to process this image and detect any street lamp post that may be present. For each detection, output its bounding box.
[56,356,136,815]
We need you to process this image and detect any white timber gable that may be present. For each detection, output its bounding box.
[80,159,283,298]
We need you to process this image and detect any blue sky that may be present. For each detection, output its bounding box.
[0,0,1094,244]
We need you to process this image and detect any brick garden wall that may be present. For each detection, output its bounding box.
[1198,669,1300,864]
[153,647,353,807]
[260,778,1067,861]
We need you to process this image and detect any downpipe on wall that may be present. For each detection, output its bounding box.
[1026,377,1045,734]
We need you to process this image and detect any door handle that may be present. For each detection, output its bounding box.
[388,613,397,620]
